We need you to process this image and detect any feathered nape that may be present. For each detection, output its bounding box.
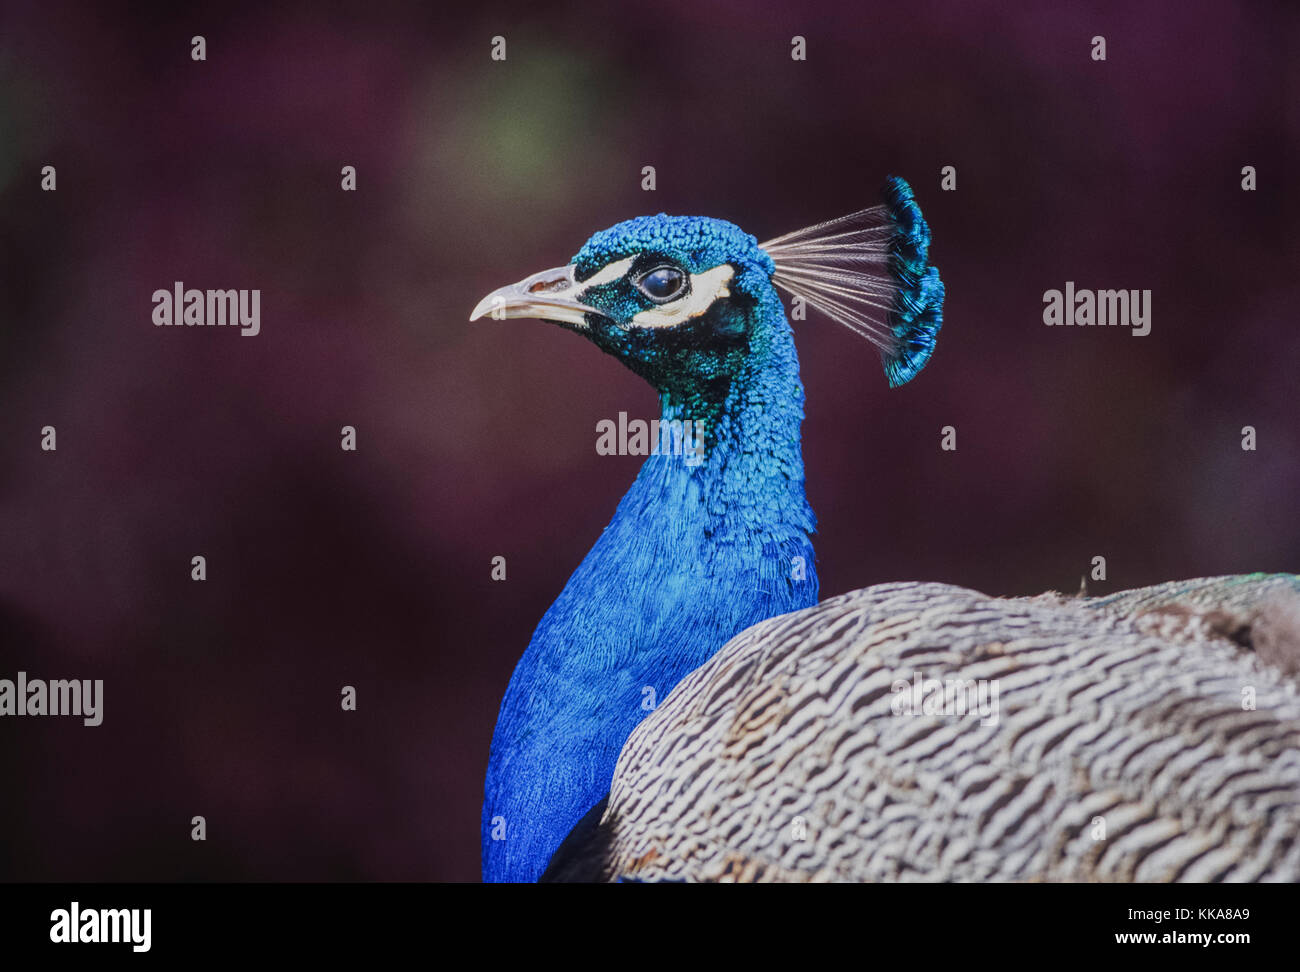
[760,175,945,387]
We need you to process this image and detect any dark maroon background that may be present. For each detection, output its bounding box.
[0,0,1295,881]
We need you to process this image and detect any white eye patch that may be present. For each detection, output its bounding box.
[577,258,736,329]
[628,264,735,329]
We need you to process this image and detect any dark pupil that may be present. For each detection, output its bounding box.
[641,268,683,300]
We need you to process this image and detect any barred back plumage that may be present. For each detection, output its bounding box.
[544,574,1300,882]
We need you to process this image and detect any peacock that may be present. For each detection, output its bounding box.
[471,177,1300,883]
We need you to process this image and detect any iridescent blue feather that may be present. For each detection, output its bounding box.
[881,176,944,387]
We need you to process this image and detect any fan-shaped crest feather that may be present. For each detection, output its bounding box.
[761,176,944,387]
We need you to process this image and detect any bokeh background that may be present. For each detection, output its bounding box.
[0,0,1295,881]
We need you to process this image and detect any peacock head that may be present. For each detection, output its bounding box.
[470,176,945,399]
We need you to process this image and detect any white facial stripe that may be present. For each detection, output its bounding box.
[580,257,635,290]
[628,264,736,329]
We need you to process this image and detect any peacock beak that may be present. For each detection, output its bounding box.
[469,264,599,329]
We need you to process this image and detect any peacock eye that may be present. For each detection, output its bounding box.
[636,265,688,303]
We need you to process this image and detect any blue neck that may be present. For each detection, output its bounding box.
[481,304,817,882]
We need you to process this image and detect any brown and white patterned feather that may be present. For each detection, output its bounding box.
[543,574,1300,882]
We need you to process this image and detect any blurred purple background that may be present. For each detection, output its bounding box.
[0,0,1295,881]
